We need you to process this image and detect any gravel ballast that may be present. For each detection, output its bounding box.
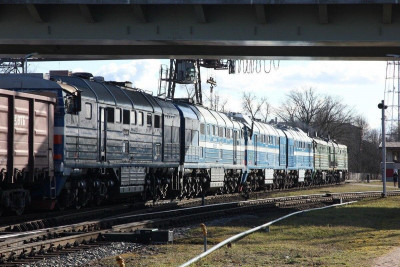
[22,242,145,267]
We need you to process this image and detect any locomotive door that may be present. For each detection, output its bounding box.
[233,130,238,164]
[99,107,106,161]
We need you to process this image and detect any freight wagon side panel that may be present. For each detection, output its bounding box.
[14,98,30,176]
[0,95,8,180]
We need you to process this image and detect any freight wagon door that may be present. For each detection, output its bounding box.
[99,107,106,161]
[233,130,238,164]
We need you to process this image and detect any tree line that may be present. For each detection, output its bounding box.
[206,88,381,175]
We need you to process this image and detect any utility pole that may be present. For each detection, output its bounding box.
[378,100,388,197]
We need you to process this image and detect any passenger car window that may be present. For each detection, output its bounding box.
[85,103,92,119]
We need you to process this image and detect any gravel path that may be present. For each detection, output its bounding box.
[373,247,400,267]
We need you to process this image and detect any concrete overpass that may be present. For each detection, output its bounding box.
[1,1,400,60]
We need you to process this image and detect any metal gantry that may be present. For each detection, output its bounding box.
[384,61,400,142]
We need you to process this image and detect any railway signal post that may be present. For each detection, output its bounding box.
[378,100,388,197]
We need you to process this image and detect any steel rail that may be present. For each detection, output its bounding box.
[179,201,358,267]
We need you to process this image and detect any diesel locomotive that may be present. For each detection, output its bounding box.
[0,72,348,215]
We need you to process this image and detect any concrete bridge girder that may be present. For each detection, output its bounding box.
[0,2,399,59]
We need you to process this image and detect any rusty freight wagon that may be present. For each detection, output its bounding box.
[0,89,55,215]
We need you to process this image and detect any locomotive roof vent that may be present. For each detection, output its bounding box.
[49,70,72,77]
[93,76,104,82]
[109,81,134,89]
[72,72,93,80]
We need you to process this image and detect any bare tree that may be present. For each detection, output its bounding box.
[260,101,273,123]
[277,88,354,139]
[277,87,381,174]
[241,92,268,120]
[277,88,324,133]
[314,95,354,138]
[203,90,229,112]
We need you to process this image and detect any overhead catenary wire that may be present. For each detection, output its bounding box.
[233,60,279,74]
[179,201,357,267]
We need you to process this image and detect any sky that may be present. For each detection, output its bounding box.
[29,59,387,129]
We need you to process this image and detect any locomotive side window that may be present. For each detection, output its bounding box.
[85,103,92,119]
[107,108,115,123]
[147,113,152,127]
[192,130,199,145]
[115,108,121,123]
[185,130,191,145]
[154,115,161,128]
[138,111,143,125]
[207,125,210,135]
[200,124,205,135]
[123,109,130,125]
[172,127,179,143]
[131,111,136,125]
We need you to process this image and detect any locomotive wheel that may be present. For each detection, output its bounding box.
[94,196,102,206]
[14,207,25,216]
[74,190,82,210]
[56,201,66,211]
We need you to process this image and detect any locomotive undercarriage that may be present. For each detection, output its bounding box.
[223,170,241,194]
[144,168,175,201]
[244,170,264,192]
[56,169,115,210]
[150,168,243,200]
[272,170,292,190]
[178,169,208,199]
[24,167,346,213]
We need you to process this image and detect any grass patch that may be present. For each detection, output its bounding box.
[267,181,395,198]
[93,195,400,266]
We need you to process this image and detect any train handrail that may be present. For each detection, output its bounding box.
[179,201,357,267]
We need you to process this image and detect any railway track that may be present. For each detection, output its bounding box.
[0,190,398,266]
[0,182,348,233]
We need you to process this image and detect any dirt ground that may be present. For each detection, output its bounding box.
[373,247,400,267]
